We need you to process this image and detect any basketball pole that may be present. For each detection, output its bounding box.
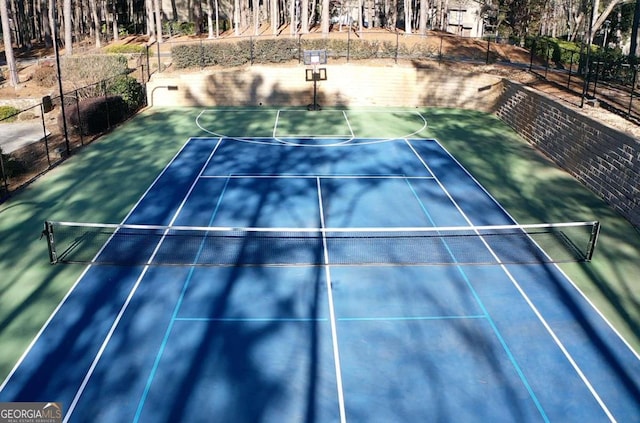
[311,65,319,111]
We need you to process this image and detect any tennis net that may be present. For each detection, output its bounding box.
[42,220,600,266]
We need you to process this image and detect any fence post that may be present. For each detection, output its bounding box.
[157,41,161,73]
[76,91,84,146]
[395,31,399,64]
[0,151,8,196]
[200,39,205,68]
[544,39,550,78]
[529,37,535,71]
[250,36,254,65]
[146,45,151,81]
[347,27,351,63]
[40,103,51,167]
[592,60,601,97]
[486,35,491,65]
[567,50,575,89]
[628,65,638,118]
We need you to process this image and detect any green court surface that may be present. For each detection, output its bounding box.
[0,106,639,385]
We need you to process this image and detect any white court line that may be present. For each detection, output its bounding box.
[343,110,355,138]
[273,109,281,139]
[199,174,436,179]
[432,136,640,362]
[0,138,203,392]
[317,177,348,423]
[195,109,429,147]
[405,139,616,422]
[63,138,225,422]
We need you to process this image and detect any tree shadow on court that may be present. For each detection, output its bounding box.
[518,262,640,408]
[0,109,206,380]
[177,72,348,109]
[424,107,640,350]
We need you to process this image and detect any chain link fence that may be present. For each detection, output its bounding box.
[151,31,640,122]
[0,67,148,201]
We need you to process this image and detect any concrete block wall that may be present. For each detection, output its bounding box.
[495,80,640,227]
[147,64,503,110]
[146,64,640,227]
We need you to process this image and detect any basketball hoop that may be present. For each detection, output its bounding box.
[303,50,328,111]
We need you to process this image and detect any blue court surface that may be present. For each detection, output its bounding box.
[1,137,639,422]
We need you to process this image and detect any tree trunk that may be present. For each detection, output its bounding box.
[90,0,101,47]
[301,0,309,32]
[0,0,19,86]
[154,0,163,43]
[271,0,278,34]
[403,0,411,33]
[63,0,72,54]
[146,0,156,40]
[112,0,119,40]
[321,0,329,35]
[289,0,294,34]
[418,0,426,35]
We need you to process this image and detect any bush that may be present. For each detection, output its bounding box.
[0,106,20,122]
[173,41,252,68]
[60,96,127,135]
[253,39,298,63]
[104,44,148,55]
[0,150,26,179]
[62,54,129,84]
[107,75,145,111]
[32,65,58,88]
[164,21,196,36]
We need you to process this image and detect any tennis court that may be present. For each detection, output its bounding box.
[1,109,639,422]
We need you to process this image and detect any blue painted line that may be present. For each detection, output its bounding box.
[404,146,550,422]
[133,175,233,422]
[337,315,487,321]
[174,317,328,322]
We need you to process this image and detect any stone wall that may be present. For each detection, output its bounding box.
[494,80,640,227]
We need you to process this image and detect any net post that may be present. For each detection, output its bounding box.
[43,221,58,264]
[585,221,601,261]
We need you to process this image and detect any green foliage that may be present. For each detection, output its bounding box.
[107,75,145,111]
[253,39,298,63]
[172,41,252,68]
[164,21,196,36]
[104,44,147,55]
[0,106,20,122]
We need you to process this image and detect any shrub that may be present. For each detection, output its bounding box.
[32,64,58,88]
[0,106,20,122]
[107,75,145,111]
[62,54,129,84]
[173,41,252,68]
[104,44,148,55]
[164,21,196,36]
[253,39,298,63]
[60,96,127,135]
[172,44,203,68]
[0,150,26,179]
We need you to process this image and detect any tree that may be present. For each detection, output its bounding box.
[321,0,329,35]
[0,0,19,86]
[63,0,72,54]
[90,0,101,47]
